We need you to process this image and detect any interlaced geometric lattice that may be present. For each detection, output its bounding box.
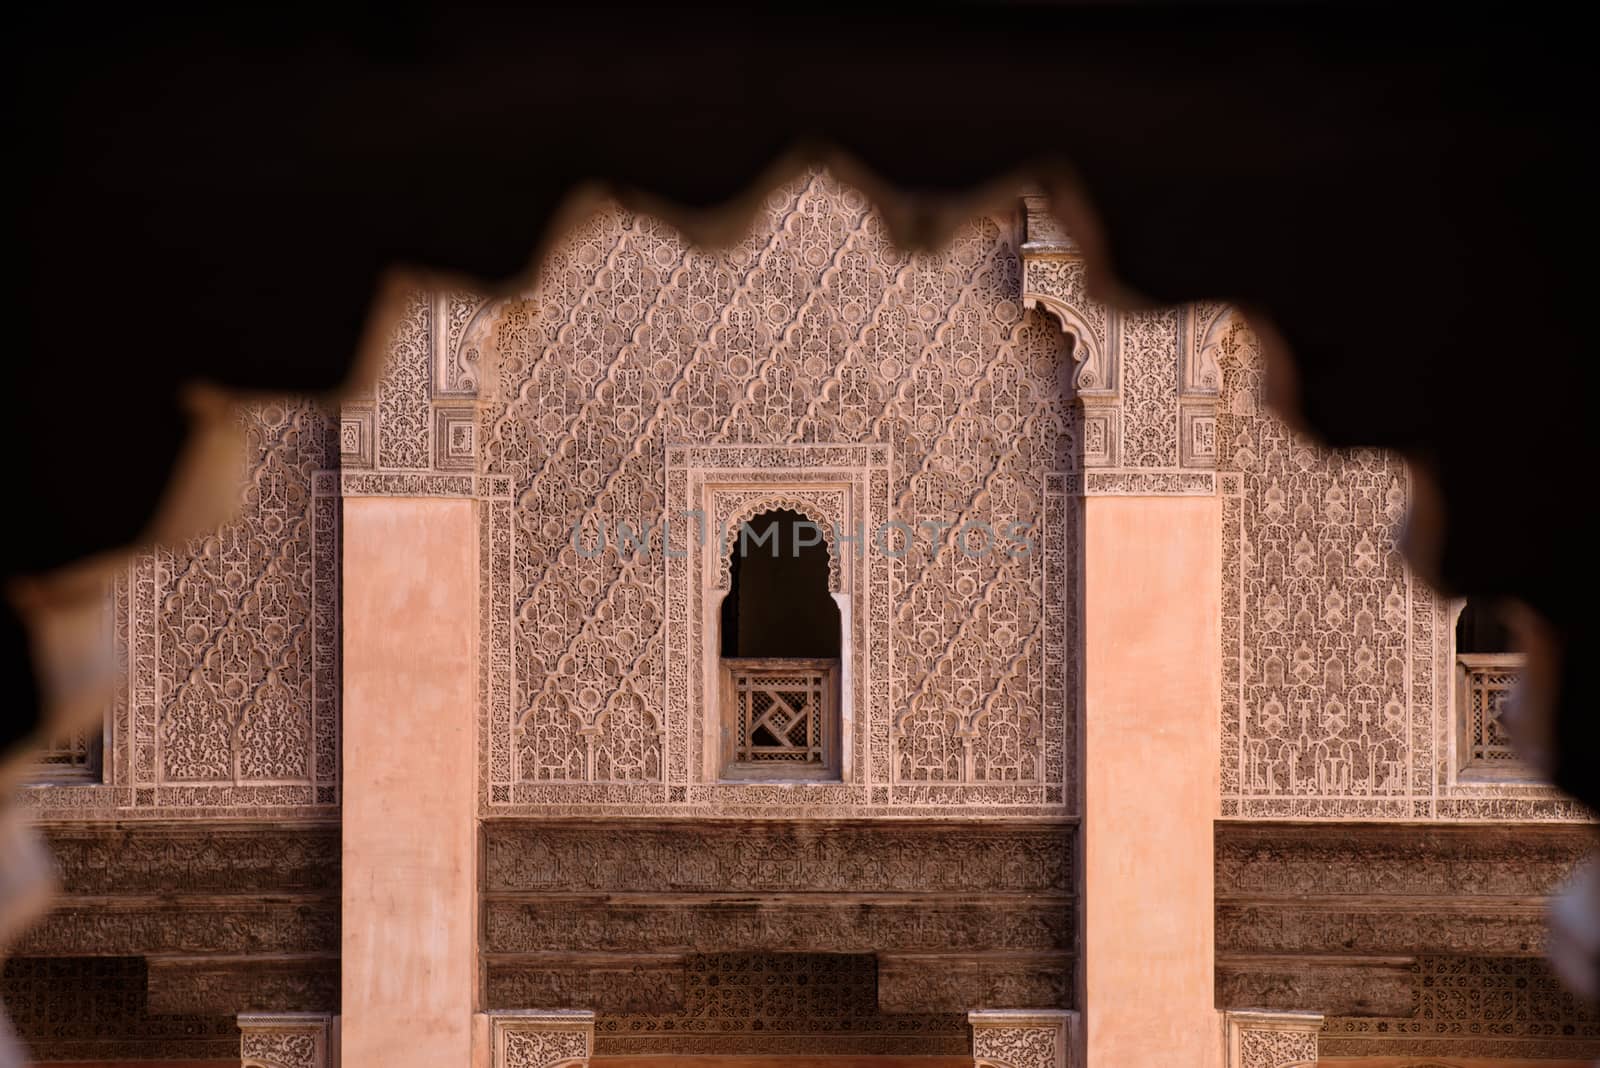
[724,659,836,769]
[1459,653,1523,766]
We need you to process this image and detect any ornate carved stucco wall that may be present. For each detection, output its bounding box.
[482,170,1076,816]
[1212,310,1588,821]
[345,168,1079,819]
[21,401,341,820]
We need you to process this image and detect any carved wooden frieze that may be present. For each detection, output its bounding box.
[40,822,340,895]
[16,899,337,956]
[486,897,1070,956]
[878,953,1071,1012]
[1215,823,1590,963]
[587,953,969,1057]
[2,956,240,1063]
[484,820,1073,894]
[483,821,1075,1020]
[148,954,339,1015]
[1216,821,1600,1053]
[484,954,686,1014]
[1319,955,1600,1060]
[10,823,339,1058]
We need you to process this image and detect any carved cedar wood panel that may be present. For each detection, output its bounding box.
[21,401,340,818]
[1319,955,1600,1060]
[1214,308,1587,820]
[1,957,240,1062]
[467,167,1077,815]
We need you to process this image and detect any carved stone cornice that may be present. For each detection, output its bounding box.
[969,1008,1078,1068]
[239,1011,334,1068]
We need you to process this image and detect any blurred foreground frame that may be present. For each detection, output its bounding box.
[5,4,1597,1064]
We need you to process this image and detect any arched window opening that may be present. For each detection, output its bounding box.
[719,509,841,779]
[1454,597,1530,779]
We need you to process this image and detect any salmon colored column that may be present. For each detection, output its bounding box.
[342,497,478,1066]
[1081,494,1222,1067]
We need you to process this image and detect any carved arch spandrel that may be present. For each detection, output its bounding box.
[714,491,846,594]
[1021,279,1112,396]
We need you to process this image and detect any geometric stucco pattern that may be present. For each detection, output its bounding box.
[1215,305,1589,821]
[1018,192,1213,485]
[454,168,1079,816]
[21,400,341,819]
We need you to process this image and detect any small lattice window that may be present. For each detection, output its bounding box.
[30,727,102,784]
[723,660,837,772]
[1454,598,1532,780]
[717,509,841,779]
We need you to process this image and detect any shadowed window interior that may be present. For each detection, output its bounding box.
[719,508,841,777]
[720,509,840,658]
[1456,596,1513,654]
[1454,596,1529,776]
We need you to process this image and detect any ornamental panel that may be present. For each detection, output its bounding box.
[20,402,341,820]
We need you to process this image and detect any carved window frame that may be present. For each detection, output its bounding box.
[667,444,891,796]
[27,722,104,785]
[1446,598,1536,784]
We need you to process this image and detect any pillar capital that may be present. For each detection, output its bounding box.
[488,1009,595,1068]
[968,1009,1078,1068]
[1223,1009,1322,1068]
[239,1012,335,1068]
